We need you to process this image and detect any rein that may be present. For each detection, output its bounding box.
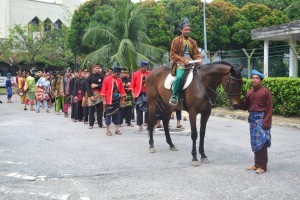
[193,65,242,105]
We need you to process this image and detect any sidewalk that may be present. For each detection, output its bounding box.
[211,107,300,129]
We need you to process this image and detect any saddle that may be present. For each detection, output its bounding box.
[164,67,194,90]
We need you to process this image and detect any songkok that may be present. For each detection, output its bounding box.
[251,70,264,80]
[179,17,191,29]
[122,67,129,73]
[140,61,149,67]
[113,66,122,73]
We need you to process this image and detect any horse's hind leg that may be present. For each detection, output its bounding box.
[162,106,178,151]
[199,110,211,163]
[148,96,158,153]
[189,109,199,166]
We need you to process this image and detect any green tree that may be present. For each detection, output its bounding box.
[0,35,25,71]
[231,3,289,49]
[143,0,173,51]
[206,1,239,51]
[82,1,165,70]
[41,27,75,70]
[67,0,128,57]
[9,25,50,67]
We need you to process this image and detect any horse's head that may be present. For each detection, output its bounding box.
[222,64,243,109]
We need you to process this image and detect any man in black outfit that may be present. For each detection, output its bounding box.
[69,70,78,121]
[86,64,105,129]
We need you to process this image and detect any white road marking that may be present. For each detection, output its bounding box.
[0,160,26,165]
[80,197,91,200]
[6,172,36,181]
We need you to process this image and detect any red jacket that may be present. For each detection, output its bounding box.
[101,75,126,104]
[130,70,150,97]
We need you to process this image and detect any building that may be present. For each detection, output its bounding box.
[0,0,82,38]
[251,20,300,77]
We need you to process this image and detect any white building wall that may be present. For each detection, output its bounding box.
[0,0,82,38]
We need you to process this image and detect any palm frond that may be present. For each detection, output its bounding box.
[82,26,119,46]
[85,44,115,65]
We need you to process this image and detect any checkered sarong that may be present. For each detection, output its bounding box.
[249,112,271,152]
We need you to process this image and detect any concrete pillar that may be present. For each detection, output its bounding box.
[289,35,297,77]
[264,40,269,77]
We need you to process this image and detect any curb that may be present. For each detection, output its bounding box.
[211,112,300,129]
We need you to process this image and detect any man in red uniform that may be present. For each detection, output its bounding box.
[130,61,150,132]
[239,70,272,174]
[101,66,126,136]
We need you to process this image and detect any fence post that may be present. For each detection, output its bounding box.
[242,48,256,78]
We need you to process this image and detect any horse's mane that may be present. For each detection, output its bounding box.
[203,61,236,68]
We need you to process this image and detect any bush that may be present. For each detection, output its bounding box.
[216,77,300,116]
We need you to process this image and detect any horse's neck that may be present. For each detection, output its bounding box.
[202,65,230,88]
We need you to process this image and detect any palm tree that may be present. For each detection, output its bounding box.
[82,1,165,70]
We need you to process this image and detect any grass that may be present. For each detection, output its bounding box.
[0,87,17,95]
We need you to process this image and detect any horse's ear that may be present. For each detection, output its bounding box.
[238,63,243,72]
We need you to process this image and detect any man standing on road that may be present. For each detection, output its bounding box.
[169,17,202,106]
[86,64,105,129]
[130,61,150,132]
[101,66,126,136]
[239,70,272,174]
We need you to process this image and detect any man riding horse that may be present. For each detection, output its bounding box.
[169,17,203,106]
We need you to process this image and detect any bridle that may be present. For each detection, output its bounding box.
[193,65,242,104]
[225,74,243,97]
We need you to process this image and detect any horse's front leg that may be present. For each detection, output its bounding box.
[199,109,211,163]
[189,110,199,166]
[162,107,178,151]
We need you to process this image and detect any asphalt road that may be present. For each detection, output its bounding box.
[0,97,299,200]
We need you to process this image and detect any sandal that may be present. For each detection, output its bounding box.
[106,131,112,136]
[176,125,184,129]
[115,130,122,135]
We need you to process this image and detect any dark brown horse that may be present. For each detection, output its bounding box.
[146,61,243,166]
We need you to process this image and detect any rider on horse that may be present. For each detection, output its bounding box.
[169,17,202,106]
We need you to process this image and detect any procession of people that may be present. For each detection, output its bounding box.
[6,61,174,134]
[3,17,273,174]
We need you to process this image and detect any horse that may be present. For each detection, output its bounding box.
[146,61,243,166]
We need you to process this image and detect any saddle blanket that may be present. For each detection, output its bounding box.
[164,69,193,90]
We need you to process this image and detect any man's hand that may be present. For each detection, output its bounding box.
[90,96,95,102]
[184,60,190,66]
[91,83,97,89]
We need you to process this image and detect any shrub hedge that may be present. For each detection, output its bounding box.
[216,77,300,116]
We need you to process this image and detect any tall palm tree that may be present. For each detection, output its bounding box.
[82,1,165,70]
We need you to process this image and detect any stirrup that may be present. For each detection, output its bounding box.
[169,96,178,106]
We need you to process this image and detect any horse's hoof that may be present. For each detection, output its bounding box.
[191,161,200,166]
[149,148,156,153]
[201,158,209,164]
[170,146,179,151]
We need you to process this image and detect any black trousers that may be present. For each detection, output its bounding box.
[120,106,132,125]
[74,101,83,121]
[89,102,104,127]
[71,102,75,119]
[83,106,89,123]
[136,106,149,126]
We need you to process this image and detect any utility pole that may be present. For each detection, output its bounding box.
[203,0,208,61]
